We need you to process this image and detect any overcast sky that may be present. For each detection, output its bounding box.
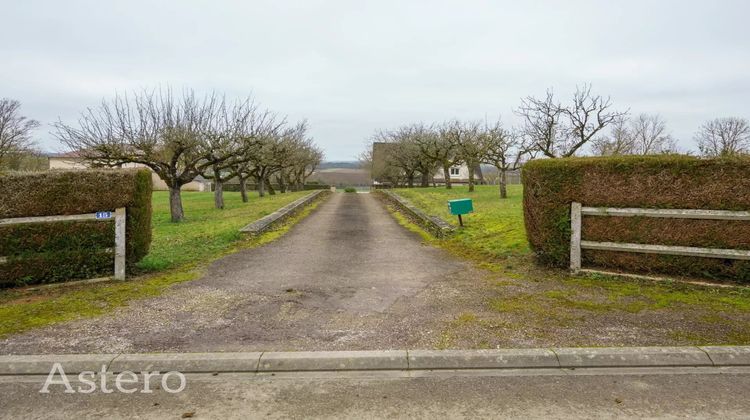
[2,0,749,160]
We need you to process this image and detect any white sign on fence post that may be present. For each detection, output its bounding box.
[569,202,582,272]
[114,207,126,280]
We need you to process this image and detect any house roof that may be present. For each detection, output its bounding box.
[47,151,82,159]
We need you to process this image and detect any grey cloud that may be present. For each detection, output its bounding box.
[2,0,749,159]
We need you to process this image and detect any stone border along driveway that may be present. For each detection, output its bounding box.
[2,347,749,375]
[374,190,455,238]
[239,190,330,234]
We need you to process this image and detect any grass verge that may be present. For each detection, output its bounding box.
[0,191,324,338]
[387,185,750,347]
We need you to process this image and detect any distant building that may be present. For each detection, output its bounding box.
[371,142,484,186]
[47,151,211,192]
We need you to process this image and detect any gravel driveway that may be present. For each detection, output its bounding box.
[0,193,487,354]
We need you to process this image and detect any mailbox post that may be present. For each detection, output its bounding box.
[448,198,473,227]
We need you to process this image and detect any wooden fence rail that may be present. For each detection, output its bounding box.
[0,208,127,280]
[570,202,750,274]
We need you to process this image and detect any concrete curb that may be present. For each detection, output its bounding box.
[374,190,455,238]
[553,346,713,368]
[258,351,408,372]
[408,349,558,369]
[2,347,749,375]
[108,352,262,373]
[239,190,329,235]
[0,354,118,375]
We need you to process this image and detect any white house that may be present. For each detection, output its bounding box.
[433,164,483,184]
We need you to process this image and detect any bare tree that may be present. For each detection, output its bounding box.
[695,117,750,157]
[516,84,626,158]
[592,114,676,156]
[515,89,565,158]
[450,120,486,192]
[630,114,676,155]
[201,100,279,208]
[407,123,440,187]
[247,134,281,197]
[481,119,535,198]
[55,89,226,222]
[225,111,284,202]
[374,127,420,187]
[590,116,633,156]
[563,84,628,157]
[427,121,464,189]
[0,98,39,166]
[271,121,321,192]
[245,122,312,197]
[281,123,320,190]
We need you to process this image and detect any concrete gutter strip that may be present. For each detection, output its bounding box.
[375,190,455,238]
[239,190,328,234]
[2,347,750,375]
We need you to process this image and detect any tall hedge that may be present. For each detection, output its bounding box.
[522,155,750,282]
[0,169,152,286]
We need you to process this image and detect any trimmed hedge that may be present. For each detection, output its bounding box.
[522,155,750,282]
[0,169,152,286]
[222,183,331,192]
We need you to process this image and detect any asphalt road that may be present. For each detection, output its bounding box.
[2,368,750,419]
[1,193,480,353]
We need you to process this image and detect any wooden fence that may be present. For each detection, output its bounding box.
[0,208,127,280]
[569,202,750,274]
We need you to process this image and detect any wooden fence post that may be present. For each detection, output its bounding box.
[114,207,126,280]
[570,202,582,272]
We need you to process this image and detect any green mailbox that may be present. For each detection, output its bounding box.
[448,198,473,226]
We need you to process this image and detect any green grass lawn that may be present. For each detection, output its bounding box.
[139,190,311,271]
[389,184,750,348]
[394,185,528,257]
[0,190,319,337]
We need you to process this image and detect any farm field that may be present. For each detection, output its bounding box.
[390,185,750,348]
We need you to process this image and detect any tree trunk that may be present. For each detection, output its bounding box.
[213,177,224,209]
[239,177,249,202]
[499,168,508,199]
[266,178,276,195]
[258,177,266,197]
[420,172,429,188]
[407,173,414,188]
[468,166,475,192]
[169,185,185,222]
[443,164,452,189]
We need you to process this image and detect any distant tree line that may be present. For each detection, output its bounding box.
[365,83,750,198]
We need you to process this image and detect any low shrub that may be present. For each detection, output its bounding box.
[344,187,357,193]
[522,155,750,281]
[0,169,152,286]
